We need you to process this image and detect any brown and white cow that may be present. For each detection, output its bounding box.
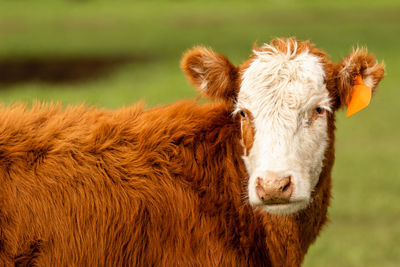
[0,38,384,266]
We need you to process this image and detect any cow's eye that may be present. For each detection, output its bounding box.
[314,106,325,115]
[239,110,246,118]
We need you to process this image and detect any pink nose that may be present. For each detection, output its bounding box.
[255,171,293,204]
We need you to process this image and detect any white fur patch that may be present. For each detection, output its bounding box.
[236,42,331,215]
[199,80,208,92]
[363,63,380,88]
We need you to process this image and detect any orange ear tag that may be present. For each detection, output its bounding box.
[346,75,372,117]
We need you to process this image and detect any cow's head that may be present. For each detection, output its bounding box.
[181,38,385,214]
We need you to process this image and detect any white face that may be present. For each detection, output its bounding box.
[235,44,332,215]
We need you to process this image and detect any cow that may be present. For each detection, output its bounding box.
[0,38,384,266]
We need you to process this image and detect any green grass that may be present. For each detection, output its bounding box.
[0,1,399,266]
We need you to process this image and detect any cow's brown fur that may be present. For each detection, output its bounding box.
[0,38,384,266]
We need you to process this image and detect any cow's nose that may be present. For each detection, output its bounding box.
[255,171,293,204]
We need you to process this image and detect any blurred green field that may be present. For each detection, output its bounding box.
[0,0,399,266]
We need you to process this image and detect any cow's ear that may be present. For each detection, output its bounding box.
[334,48,385,109]
[181,46,239,102]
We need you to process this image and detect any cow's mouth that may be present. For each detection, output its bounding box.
[262,200,305,208]
[257,200,309,215]
[252,199,304,208]
[262,199,291,205]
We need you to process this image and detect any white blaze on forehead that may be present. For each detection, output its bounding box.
[238,44,329,116]
[236,42,332,214]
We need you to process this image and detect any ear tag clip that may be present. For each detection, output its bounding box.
[346,75,372,117]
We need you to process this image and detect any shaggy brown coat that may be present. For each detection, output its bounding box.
[0,38,385,266]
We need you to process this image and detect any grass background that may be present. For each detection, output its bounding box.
[0,0,399,266]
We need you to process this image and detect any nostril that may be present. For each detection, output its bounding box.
[279,176,292,193]
[255,177,266,201]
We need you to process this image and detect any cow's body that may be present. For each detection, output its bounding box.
[0,38,384,266]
